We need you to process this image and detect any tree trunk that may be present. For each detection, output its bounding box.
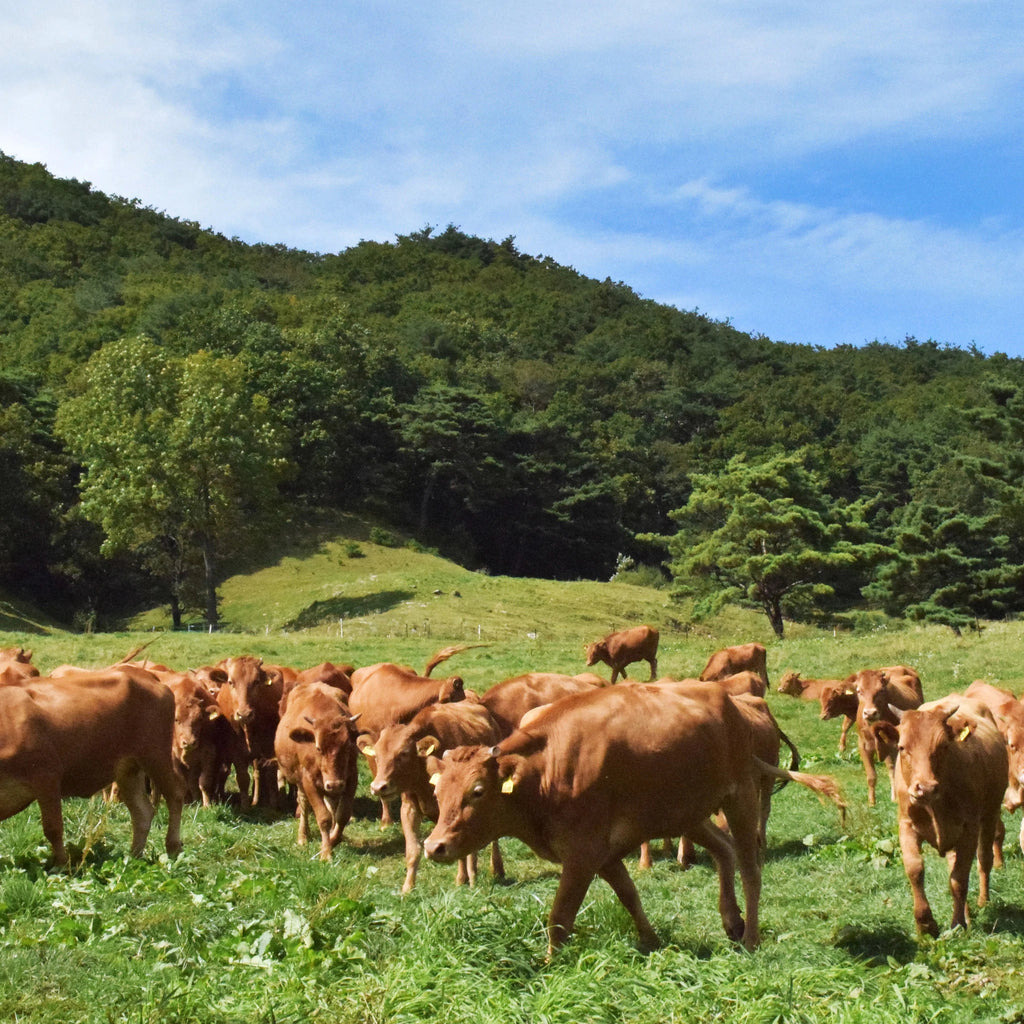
[200,533,219,629]
[766,599,785,639]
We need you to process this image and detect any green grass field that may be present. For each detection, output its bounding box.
[4,540,1024,1023]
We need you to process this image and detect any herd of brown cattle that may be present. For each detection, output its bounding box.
[0,625,1019,952]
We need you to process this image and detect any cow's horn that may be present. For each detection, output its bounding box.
[890,706,905,722]
[488,745,502,757]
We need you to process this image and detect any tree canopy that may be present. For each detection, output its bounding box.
[3,152,1024,629]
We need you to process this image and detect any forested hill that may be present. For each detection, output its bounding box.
[3,151,1024,629]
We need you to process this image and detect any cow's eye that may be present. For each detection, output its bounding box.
[471,783,486,799]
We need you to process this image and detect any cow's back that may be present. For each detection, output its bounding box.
[480,673,601,736]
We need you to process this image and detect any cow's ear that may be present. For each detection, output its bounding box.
[416,735,441,758]
[950,719,975,742]
[356,735,376,756]
[210,669,228,686]
[289,728,315,745]
[206,707,221,721]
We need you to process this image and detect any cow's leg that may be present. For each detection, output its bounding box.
[976,813,1000,909]
[638,841,653,869]
[647,657,657,681]
[898,817,937,936]
[721,783,763,950]
[677,836,696,868]
[141,755,184,859]
[115,762,156,858]
[685,818,744,943]
[946,828,979,930]
[990,814,1005,871]
[400,795,423,894]
[839,716,853,753]
[301,778,337,861]
[35,780,69,867]
[857,736,878,806]
[547,858,599,954]
[598,858,660,951]
[490,840,505,880]
[610,667,621,684]
[294,788,311,846]
[457,852,479,887]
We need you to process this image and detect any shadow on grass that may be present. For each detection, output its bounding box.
[285,590,415,629]
[832,923,919,965]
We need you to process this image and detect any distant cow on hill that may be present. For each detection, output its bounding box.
[584,625,659,683]
[700,644,769,691]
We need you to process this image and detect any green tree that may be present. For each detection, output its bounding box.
[653,450,881,637]
[56,337,288,627]
[863,503,1017,634]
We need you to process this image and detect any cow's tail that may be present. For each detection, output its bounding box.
[771,726,801,793]
[753,755,847,825]
[423,643,490,677]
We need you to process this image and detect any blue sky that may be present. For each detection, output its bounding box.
[4,1,1023,355]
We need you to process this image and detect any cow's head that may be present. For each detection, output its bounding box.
[584,641,607,667]
[437,676,465,704]
[855,669,890,723]
[892,704,977,807]
[423,744,518,864]
[290,709,360,795]
[777,671,804,696]
[362,723,423,801]
[819,684,855,721]
[223,656,268,723]
[994,700,1024,810]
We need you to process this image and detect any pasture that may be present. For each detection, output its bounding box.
[4,621,1024,1023]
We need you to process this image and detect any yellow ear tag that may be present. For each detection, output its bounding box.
[423,741,437,757]
[362,745,376,757]
[429,772,441,788]
[957,725,971,742]
[501,778,516,794]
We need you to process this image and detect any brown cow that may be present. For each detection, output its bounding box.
[274,682,361,860]
[423,683,842,954]
[349,663,467,827]
[700,643,769,690]
[216,655,285,807]
[165,673,250,807]
[359,699,505,892]
[853,666,924,806]
[819,683,859,753]
[777,670,846,700]
[0,647,38,682]
[0,668,184,865]
[876,696,1007,936]
[479,672,605,735]
[279,661,354,714]
[584,625,659,684]
[964,680,1024,853]
[639,689,804,869]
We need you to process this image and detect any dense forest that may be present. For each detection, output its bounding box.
[2,151,1023,633]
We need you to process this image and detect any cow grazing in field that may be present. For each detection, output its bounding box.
[216,655,286,807]
[165,673,250,807]
[584,625,659,684]
[875,696,1007,936]
[700,643,769,691]
[819,683,859,753]
[274,682,361,860]
[0,667,184,865]
[360,699,505,892]
[423,683,843,954]
[479,672,605,736]
[853,666,924,806]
